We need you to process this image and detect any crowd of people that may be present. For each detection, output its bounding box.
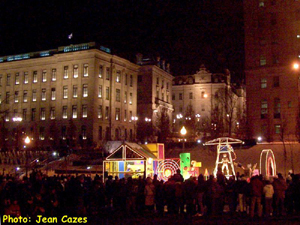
[1,169,300,220]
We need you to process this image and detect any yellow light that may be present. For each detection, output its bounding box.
[293,63,299,70]
[180,126,187,136]
[147,157,153,164]
[25,136,30,144]
[204,93,208,98]
[164,169,172,178]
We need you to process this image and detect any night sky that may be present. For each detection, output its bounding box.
[0,0,244,81]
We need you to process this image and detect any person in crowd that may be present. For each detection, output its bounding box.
[263,179,274,217]
[273,173,287,216]
[144,177,155,213]
[250,175,263,218]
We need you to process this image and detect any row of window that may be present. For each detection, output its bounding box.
[156,89,170,102]
[260,77,279,88]
[7,107,134,122]
[0,65,134,86]
[261,124,282,135]
[16,126,134,142]
[172,91,207,100]
[1,87,133,104]
[260,98,291,119]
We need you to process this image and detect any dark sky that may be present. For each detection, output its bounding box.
[0,0,244,81]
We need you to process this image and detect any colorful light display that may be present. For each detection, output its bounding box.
[156,159,180,181]
[260,149,276,177]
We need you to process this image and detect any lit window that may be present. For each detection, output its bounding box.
[5,112,9,121]
[50,107,55,120]
[15,73,20,85]
[24,72,28,84]
[64,66,69,79]
[106,87,109,100]
[83,84,88,97]
[83,64,88,77]
[98,85,102,98]
[172,94,175,100]
[259,1,264,7]
[73,85,78,98]
[81,126,87,140]
[6,74,11,86]
[116,71,121,83]
[14,91,19,103]
[98,105,103,119]
[62,126,67,140]
[32,90,37,102]
[72,105,77,119]
[129,93,132,105]
[51,69,56,81]
[115,108,120,120]
[189,92,193,99]
[41,89,46,101]
[261,99,268,119]
[62,106,68,119]
[63,86,68,99]
[261,78,267,88]
[275,124,281,134]
[73,65,78,78]
[99,65,103,78]
[124,110,127,121]
[124,91,127,104]
[260,56,266,66]
[106,68,110,80]
[125,74,128,85]
[33,71,38,83]
[40,108,45,120]
[274,98,281,119]
[129,111,132,122]
[42,70,47,82]
[116,89,120,102]
[297,34,300,39]
[23,91,28,103]
[51,88,56,100]
[82,105,87,118]
[39,127,45,140]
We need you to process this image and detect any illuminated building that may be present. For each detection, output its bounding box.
[172,65,245,139]
[137,55,174,141]
[0,42,139,150]
[244,1,300,142]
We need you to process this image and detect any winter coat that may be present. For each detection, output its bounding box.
[263,184,274,198]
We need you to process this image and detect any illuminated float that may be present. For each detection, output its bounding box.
[204,137,243,178]
[103,142,165,179]
[260,149,276,177]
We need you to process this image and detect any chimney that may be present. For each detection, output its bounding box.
[162,59,166,70]
[156,56,161,67]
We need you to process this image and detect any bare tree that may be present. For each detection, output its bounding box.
[156,108,171,143]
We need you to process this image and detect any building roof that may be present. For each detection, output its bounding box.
[105,141,157,161]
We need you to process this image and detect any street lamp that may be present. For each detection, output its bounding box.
[131,116,138,141]
[180,126,187,151]
[24,136,30,177]
[12,116,23,150]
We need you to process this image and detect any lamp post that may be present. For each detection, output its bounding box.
[24,136,30,177]
[180,126,187,152]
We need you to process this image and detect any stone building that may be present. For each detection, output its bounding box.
[137,56,174,143]
[172,65,245,140]
[0,42,139,150]
[244,0,300,142]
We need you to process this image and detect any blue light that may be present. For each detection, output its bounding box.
[40,51,50,57]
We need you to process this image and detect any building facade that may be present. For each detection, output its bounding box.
[172,65,245,140]
[244,0,300,142]
[137,58,174,143]
[0,42,139,150]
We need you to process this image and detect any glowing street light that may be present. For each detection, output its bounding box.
[25,136,30,144]
[293,63,299,70]
[180,126,187,151]
[24,136,31,177]
[12,117,22,122]
[257,136,262,142]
